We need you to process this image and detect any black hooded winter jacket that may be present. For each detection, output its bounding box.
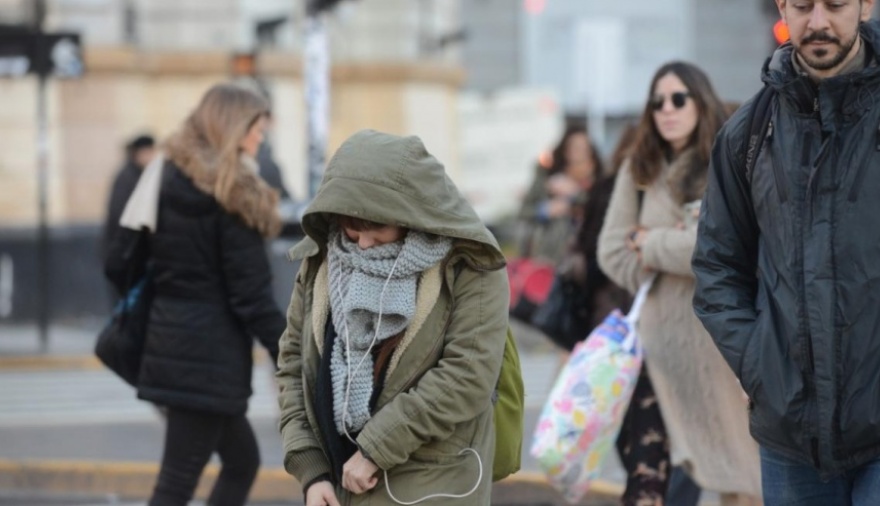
[693,20,880,478]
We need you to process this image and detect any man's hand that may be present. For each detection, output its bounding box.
[306,481,340,506]
[342,450,379,495]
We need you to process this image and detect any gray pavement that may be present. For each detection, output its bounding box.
[0,321,603,473]
[0,320,717,505]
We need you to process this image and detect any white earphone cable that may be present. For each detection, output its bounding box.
[383,448,483,505]
[337,250,482,505]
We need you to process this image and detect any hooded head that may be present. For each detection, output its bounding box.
[292,130,504,269]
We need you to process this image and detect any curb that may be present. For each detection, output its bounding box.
[0,459,301,502]
[0,355,102,371]
[0,351,272,372]
[0,459,622,504]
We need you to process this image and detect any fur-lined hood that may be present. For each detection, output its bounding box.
[164,133,281,238]
[289,130,505,270]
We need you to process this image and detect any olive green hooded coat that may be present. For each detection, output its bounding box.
[277,130,509,505]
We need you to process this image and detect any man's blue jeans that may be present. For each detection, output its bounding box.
[761,446,880,505]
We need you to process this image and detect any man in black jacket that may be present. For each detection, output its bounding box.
[693,1,880,504]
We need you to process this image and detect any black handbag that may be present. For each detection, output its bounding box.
[96,227,152,386]
[531,274,592,352]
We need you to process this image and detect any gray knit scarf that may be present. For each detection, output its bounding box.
[327,225,452,436]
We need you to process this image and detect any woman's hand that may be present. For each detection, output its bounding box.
[626,227,649,264]
[546,173,582,197]
[546,197,572,218]
[626,227,649,251]
[342,450,379,495]
[306,481,341,506]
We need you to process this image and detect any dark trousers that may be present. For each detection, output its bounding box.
[149,408,260,506]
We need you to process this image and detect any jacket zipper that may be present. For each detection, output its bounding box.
[398,302,454,395]
[807,97,823,469]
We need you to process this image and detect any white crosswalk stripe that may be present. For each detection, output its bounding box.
[0,365,280,427]
[0,355,558,428]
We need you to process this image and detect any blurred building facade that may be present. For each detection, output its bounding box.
[0,0,464,227]
[464,0,781,112]
[0,0,465,323]
[460,0,787,154]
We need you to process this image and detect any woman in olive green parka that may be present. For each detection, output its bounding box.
[277,129,509,506]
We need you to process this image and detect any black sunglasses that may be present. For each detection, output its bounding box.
[651,92,691,111]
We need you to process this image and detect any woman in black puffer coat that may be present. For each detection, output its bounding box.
[133,83,285,506]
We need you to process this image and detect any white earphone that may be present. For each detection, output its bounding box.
[335,253,482,505]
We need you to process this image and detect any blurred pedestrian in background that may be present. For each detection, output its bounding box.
[598,61,761,506]
[277,129,509,506]
[517,125,602,265]
[102,134,156,263]
[106,83,286,506]
[536,124,633,353]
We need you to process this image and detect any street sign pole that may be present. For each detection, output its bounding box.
[35,70,49,352]
[304,12,328,199]
[1,7,83,352]
[34,0,50,352]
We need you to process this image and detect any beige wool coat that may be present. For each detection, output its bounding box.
[597,152,761,496]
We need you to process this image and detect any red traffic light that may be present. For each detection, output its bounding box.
[773,19,790,44]
[524,0,546,15]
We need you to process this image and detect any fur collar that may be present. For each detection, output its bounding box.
[165,134,281,237]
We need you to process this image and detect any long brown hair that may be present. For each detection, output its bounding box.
[181,84,268,202]
[630,61,727,203]
[165,83,281,237]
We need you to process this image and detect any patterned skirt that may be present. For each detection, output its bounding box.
[616,365,670,506]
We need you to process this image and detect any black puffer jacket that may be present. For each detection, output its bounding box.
[693,21,880,478]
[137,161,284,415]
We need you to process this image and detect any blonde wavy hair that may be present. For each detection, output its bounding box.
[165,83,281,237]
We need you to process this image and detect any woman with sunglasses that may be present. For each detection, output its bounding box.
[598,62,761,506]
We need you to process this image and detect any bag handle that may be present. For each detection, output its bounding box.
[624,273,656,326]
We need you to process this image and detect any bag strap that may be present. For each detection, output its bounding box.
[620,273,656,353]
[624,273,656,326]
[743,85,776,183]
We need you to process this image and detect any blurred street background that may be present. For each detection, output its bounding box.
[4,0,880,504]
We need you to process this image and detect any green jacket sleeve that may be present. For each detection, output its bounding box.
[276,259,332,485]
[355,266,509,470]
